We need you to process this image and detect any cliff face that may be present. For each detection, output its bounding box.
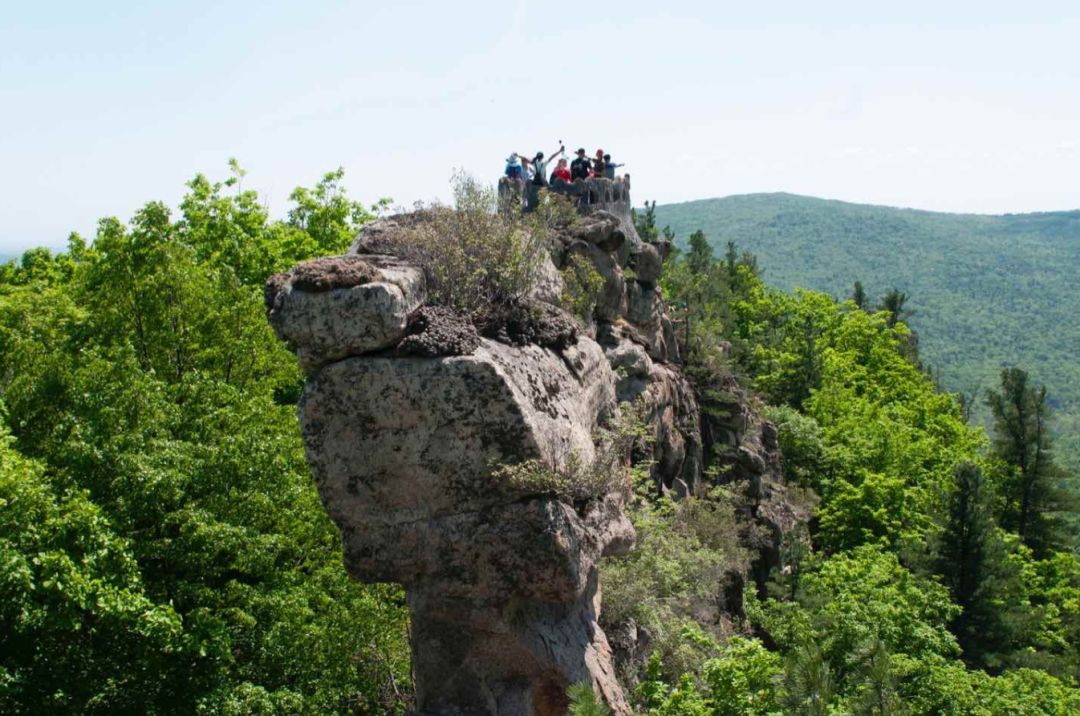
[265,179,791,714]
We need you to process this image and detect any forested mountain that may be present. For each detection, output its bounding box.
[654,193,1080,470]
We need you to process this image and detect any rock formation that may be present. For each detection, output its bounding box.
[267,178,697,715]
[265,177,799,714]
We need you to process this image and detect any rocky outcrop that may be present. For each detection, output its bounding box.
[268,256,636,714]
[267,177,713,714]
[696,370,813,596]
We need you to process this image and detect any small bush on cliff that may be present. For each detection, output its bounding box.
[560,255,605,325]
[567,683,613,716]
[495,400,650,501]
[601,488,751,679]
[398,172,576,322]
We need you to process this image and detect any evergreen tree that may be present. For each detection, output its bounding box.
[878,288,912,328]
[935,463,992,609]
[632,200,659,242]
[687,229,713,275]
[987,367,1066,555]
[785,641,835,716]
[931,461,1011,662]
[852,281,868,311]
[724,239,739,278]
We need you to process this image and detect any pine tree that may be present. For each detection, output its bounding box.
[687,229,713,275]
[852,281,868,311]
[632,200,659,242]
[878,288,913,328]
[567,683,612,716]
[724,239,739,278]
[785,641,835,716]
[986,367,1066,555]
[852,641,904,716]
[932,461,1008,662]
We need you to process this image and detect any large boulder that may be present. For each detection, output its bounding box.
[266,255,425,371]
[571,210,626,253]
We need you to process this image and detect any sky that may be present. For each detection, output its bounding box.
[1,1,1079,253]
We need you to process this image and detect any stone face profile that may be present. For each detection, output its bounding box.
[266,178,710,715]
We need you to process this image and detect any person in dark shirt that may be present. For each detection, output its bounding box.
[570,148,592,181]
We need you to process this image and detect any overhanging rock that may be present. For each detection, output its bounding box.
[267,258,635,715]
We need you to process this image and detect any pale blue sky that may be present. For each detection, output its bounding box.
[2,1,1079,252]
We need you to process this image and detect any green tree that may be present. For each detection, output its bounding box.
[877,288,912,329]
[851,281,868,311]
[0,166,411,714]
[987,367,1068,554]
[930,462,1007,663]
[0,429,185,714]
[633,200,660,242]
[784,642,835,716]
[687,229,714,275]
[287,167,375,256]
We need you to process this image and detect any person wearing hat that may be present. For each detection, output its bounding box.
[505,153,525,188]
[570,148,592,181]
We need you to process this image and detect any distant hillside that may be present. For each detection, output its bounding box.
[655,193,1080,468]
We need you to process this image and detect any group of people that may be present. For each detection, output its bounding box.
[504,145,624,189]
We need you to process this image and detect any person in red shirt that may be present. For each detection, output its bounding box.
[550,158,571,183]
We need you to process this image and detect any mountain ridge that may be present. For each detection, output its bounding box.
[661,191,1080,220]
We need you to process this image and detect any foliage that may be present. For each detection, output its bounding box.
[636,638,784,716]
[395,172,576,321]
[0,430,184,713]
[639,226,1080,712]
[494,399,651,501]
[0,167,410,714]
[765,405,832,491]
[560,255,605,325]
[929,461,1020,665]
[655,193,1080,473]
[987,367,1071,554]
[601,488,750,679]
[567,683,613,716]
[751,546,961,673]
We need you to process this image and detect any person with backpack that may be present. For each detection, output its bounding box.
[527,144,564,188]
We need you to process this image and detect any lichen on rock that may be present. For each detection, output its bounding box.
[478,298,580,351]
[289,255,381,291]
